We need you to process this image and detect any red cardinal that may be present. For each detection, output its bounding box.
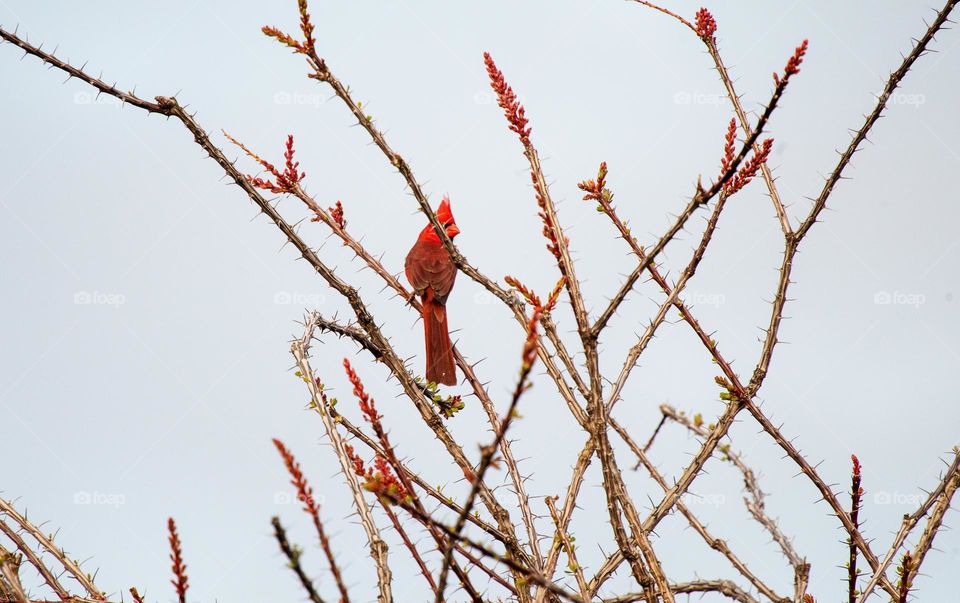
[405,197,460,386]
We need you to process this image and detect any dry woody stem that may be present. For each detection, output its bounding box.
[1,1,958,602]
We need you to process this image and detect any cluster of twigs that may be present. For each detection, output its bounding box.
[2,1,959,602]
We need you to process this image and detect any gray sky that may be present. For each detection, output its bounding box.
[2,1,959,602]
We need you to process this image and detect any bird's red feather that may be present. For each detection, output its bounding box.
[405,197,460,385]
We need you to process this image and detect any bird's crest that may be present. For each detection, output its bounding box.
[437,195,455,224]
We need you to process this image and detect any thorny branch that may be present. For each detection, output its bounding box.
[1,1,958,602]
[854,449,960,603]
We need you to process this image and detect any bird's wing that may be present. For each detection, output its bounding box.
[405,242,457,302]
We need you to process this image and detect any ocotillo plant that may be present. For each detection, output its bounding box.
[1,2,959,602]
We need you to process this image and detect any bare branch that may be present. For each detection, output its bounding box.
[855,449,960,602]
[292,324,393,603]
[796,0,960,241]
[435,309,543,602]
[542,496,590,603]
[601,579,758,603]
[0,498,104,600]
[271,517,327,603]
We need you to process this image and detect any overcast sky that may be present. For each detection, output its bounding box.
[2,1,959,602]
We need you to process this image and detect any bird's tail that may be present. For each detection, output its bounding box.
[423,298,457,386]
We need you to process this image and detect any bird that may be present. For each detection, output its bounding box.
[405,196,460,386]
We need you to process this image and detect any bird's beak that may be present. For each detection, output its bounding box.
[447,224,461,238]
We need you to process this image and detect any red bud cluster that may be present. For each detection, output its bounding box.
[505,276,543,308]
[483,52,531,144]
[719,118,737,179]
[695,8,717,40]
[329,200,346,229]
[370,456,408,500]
[343,358,379,424]
[724,138,774,196]
[341,360,411,504]
[261,0,316,54]
[344,444,409,503]
[544,277,565,312]
[345,443,366,477]
[273,438,322,516]
[505,276,565,314]
[224,132,306,194]
[167,518,189,603]
[261,26,302,51]
[849,453,864,512]
[774,39,809,86]
[297,0,315,52]
[577,161,609,203]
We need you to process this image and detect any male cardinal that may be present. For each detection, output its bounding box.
[405,197,460,386]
